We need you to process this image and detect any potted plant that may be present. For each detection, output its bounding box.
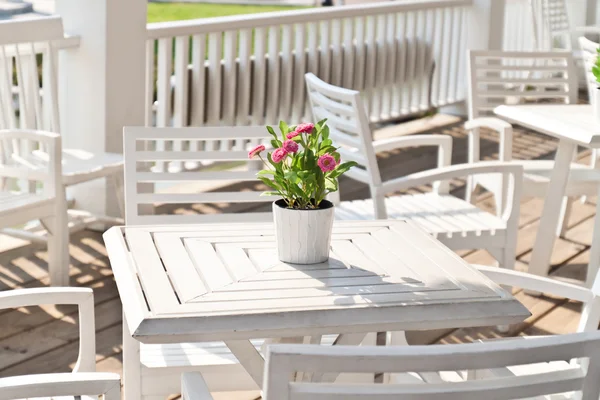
[248,120,357,264]
[592,47,600,122]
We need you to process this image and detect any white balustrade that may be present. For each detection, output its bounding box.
[146,0,472,137]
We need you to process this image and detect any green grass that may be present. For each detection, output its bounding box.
[147,2,308,23]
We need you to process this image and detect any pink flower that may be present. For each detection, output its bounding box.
[286,130,300,139]
[286,122,314,139]
[282,140,299,153]
[248,144,265,159]
[318,154,337,172]
[295,123,314,134]
[271,148,288,163]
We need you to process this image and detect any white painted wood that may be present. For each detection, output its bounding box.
[145,0,465,130]
[466,50,600,235]
[0,287,114,400]
[105,220,528,344]
[56,0,145,218]
[273,201,335,264]
[123,126,277,225]
[0,17,126,250]
[306,73,522,269]
[0,129,69,286]
[0,372,121,400]
[494,104,600,284]
[182,331,600,400]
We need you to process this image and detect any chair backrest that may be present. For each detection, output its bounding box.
[305,72,384,193]
[0,129,61,196]
[0,17,63,133]
[123,126,276,225]
[579,37,599,105]
[535,0,573,52]
[467,50,578,120]
[0,372,120,400]
[263,331,600,400]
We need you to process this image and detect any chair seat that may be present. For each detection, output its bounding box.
[16,149,123,186]
[0,192,55,228]
[60,149,123,186]
[335,193,506,240]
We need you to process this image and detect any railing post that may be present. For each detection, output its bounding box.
[442,0,505,116]
[55,0,147,219]
[586,0,598,26]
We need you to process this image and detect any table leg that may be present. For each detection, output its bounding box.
[224,340,265,388]
[528,140,576,278]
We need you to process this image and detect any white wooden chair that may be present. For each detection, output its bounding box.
[466,50,600,239]
[0,129,69,285]
[0,287,121,400]
[305,73,523,270]
[181,330,600,400]
[0,17,124,245]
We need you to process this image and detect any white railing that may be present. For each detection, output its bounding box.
[146,0,472,133]
[503,0,537,51]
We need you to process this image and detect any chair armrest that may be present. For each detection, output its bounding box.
[182,372,214,400]
[0,288,96,373]
[474,265,593,303]
[0,287,93,309]
[0,373,121,400]
[372,134,452,158]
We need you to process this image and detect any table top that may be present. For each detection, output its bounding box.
[495,104,600,147]
[104,220,529,344]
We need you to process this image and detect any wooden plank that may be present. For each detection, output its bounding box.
[124,230,179,312]
[184,240,233,291]
[153,233,208,302]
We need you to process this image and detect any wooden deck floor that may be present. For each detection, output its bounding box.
[0,114,596,397]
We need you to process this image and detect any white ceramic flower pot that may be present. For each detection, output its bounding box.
[594,89,600,124]
[273,199,335,264]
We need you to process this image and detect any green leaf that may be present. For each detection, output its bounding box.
[257,169,275,176]
[266,125,278,139]
[271,139,281,148]
[257,176,280,191]
[279,121,289,140]
[260,191,281,196]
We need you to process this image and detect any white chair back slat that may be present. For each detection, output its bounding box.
[263,331,600,400]
[468,50,578,120]
[124,126,276,225]
[579,37,599,106]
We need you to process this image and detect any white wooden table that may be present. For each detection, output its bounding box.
[104,219,529,388]
[495,104,600,283]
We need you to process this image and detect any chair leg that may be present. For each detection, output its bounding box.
[555,197,573,238]
[110,172,126,219]
[42,190,70,286]
[123,313,142,400]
